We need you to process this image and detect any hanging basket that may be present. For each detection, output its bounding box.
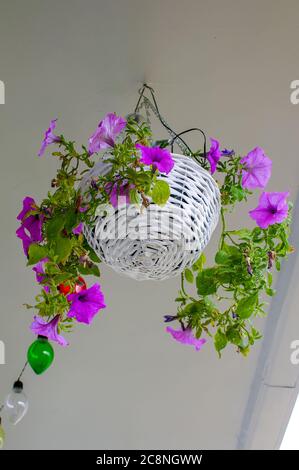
[81,154,221,281]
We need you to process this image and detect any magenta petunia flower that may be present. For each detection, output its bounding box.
[33,257,50,293]
[38,119,61,157]
[72,222,83,235]
[30,314,68,347]
[67,283,106,324]
[88,113,126,155]
[166,326,207,351]
[207,138,222,174]
[17,196,36,222]
[240,147,272,190]
[136,144,174,174]
[16,197,44,256]
[249,191,289,229]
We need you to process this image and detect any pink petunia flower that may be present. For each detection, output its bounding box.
[249,191,289,229]
[38,119,61,157]
[88,113,126,155]
[207,138,222,174]
[30,314,68,347]
[67,283,106,324]
[240,147,272,190]
[136,144,174,174]
[166,326,207,351]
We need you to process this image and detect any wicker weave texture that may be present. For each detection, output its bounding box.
[81,154,221,281]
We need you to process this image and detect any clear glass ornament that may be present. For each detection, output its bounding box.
[4,380,28,425]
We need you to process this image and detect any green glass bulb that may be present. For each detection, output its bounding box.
[27,336,54,375]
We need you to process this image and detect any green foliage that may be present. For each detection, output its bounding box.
[151,180,171,206]
[27,244,48,265]
[171,151,293,357]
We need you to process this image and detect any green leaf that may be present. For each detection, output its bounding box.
[275,259,281,271]
[151,180,170,206]
[196,268,218,296]
[265,287,276,297]
[46,214,65,241]
[78,264,101,277]
[184,268,194,283]
[195,325,203,339]
[226,327,242,346]
[27,244,48,266]
[53,273,74,284]
[192,253,206,272]
[215,250,230,264]
[222,243,242,260]
[135,172,152,191]
[267,272,273,287]
[236,294,258,319]
[231,186,245,202]
[214,329,228,356]
[87,248,101,264]
[64,210,79,232]
[129,188,140,205]
[239,346,250,357]
[53,237,73,263]
[228,229,252,240]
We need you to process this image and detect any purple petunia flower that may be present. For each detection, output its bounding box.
[88,113,126,155]
[38,119,61,157]
[67,283,106,324]
[33,257,50,293]
[136,144,174,174]
[240,147,272,190]
[221,148,235,157]
[30,314,68,347]
[72,222,83,235]
[16,197,44,256]
[249,191,289,229]
[166,326,207,351]
[106,181,133,208]
[207,138,222,174]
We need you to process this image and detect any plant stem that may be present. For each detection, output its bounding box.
[180,272,188,298]
[220,207,226,249]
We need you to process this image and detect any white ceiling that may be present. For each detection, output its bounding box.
[0,0,299,449]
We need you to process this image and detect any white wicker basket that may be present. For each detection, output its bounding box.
[81,154,221,281]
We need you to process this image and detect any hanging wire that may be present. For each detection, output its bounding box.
[134,84,194,156]
[169,128,207,157]
[17,361,28,382]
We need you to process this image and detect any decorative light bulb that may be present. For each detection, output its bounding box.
[0,418,5,449]
[27,335,54,375]
[4,380,28,425]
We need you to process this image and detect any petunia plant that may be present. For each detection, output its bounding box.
[17,113,174,350]
[16,113,293,361]
[166,142,293,356]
